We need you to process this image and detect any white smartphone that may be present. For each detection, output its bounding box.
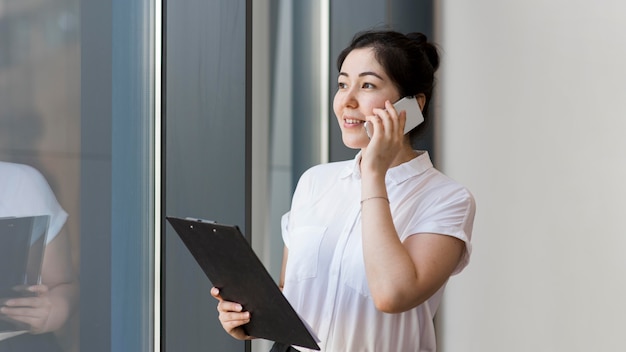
[394,96,424,134]
[364,96,424,138]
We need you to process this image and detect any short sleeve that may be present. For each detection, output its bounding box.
[403,185,476,275]
[1,163,68,243]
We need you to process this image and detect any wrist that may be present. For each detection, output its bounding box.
[360,196,389,205]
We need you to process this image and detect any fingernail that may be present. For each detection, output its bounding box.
[236,304,243,312]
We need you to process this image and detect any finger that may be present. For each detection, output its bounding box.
[373,105,394,137]
[384,100,404,136]
[2,297,38,308]
[210,287,222,300]
[397,110,407,134]
[364,115,378,138]
[368,111,385,138]
[219,310,250,324]
[218,308,251,339]
[223,318,251,333]
[217,300,244,314]
[220,311,251,335]
[27,285,49,295]
[0,306,43,319]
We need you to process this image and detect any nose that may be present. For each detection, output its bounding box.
[338,88,358,109]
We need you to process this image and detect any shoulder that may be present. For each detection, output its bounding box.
[418,169,477,233]
[297,160,352,187]
[302,160,352,177]
[422,168,474,204]
[0,161,37,175]
[0,161,59,209]
[291,160,353,204]
[399,167,476,227]
[0,161,50,190]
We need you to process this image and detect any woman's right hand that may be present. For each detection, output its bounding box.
[210,287,253,340]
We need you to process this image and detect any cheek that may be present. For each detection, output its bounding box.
[361,101,379,116]
[332,95,342,119]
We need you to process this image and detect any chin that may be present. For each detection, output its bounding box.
[342,135,367,150]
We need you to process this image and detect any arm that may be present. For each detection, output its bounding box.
[360,185,464,313]
[360,100,465,313]
[279,246,288,291]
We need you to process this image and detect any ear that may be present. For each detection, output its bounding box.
[416,93,426,111]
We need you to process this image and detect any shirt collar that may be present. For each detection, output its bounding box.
[340,150,433,184]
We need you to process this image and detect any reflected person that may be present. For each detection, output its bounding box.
[0,161,78,352]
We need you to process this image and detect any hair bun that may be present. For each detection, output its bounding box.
[406,32,440,71]
[406,32,427,45]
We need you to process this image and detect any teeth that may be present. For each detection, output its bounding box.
[345,118,363,124]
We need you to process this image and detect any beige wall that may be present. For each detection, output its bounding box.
[436,1,626,351]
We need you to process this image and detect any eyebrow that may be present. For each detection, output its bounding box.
[338,71,384,80]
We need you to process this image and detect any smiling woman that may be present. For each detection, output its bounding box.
[212,29,476,352]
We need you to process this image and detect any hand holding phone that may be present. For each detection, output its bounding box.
[364,96,424,138]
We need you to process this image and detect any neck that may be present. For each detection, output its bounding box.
[389,146,418,168]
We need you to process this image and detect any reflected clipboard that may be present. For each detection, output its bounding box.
[166,216,320,351]
[0,215,50,334]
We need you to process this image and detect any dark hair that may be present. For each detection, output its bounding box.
[336,30,440,139]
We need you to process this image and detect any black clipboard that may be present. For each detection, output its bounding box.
[166,216,320,350]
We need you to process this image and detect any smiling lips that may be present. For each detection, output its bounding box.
[344,118,365,127]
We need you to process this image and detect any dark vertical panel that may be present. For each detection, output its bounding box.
[164,0,249,351]
[387,0,433,35]
[328,0,435,162]
[80,0,112,351]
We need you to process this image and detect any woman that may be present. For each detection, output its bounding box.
[0,161,78,352]
[212,30,476,351]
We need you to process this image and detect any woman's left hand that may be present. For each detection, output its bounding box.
[361,100,406,175]
[0,285,53,334]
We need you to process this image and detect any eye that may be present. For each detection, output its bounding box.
[362,82,376,89]
[337,82,348,89]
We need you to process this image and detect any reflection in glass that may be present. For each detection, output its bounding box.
[0,1,80,351]
[0,162,77,351]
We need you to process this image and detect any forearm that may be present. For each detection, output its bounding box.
[42,281,78,333]
[360,175,421,313]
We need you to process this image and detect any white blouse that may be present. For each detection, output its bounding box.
[282,151,475,352]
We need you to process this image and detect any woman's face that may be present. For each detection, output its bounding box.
[333,47,401,149]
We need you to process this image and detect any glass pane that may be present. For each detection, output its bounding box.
[0,0,81,350]
[0,0,154,351]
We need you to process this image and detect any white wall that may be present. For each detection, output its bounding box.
[437,1,626,351]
